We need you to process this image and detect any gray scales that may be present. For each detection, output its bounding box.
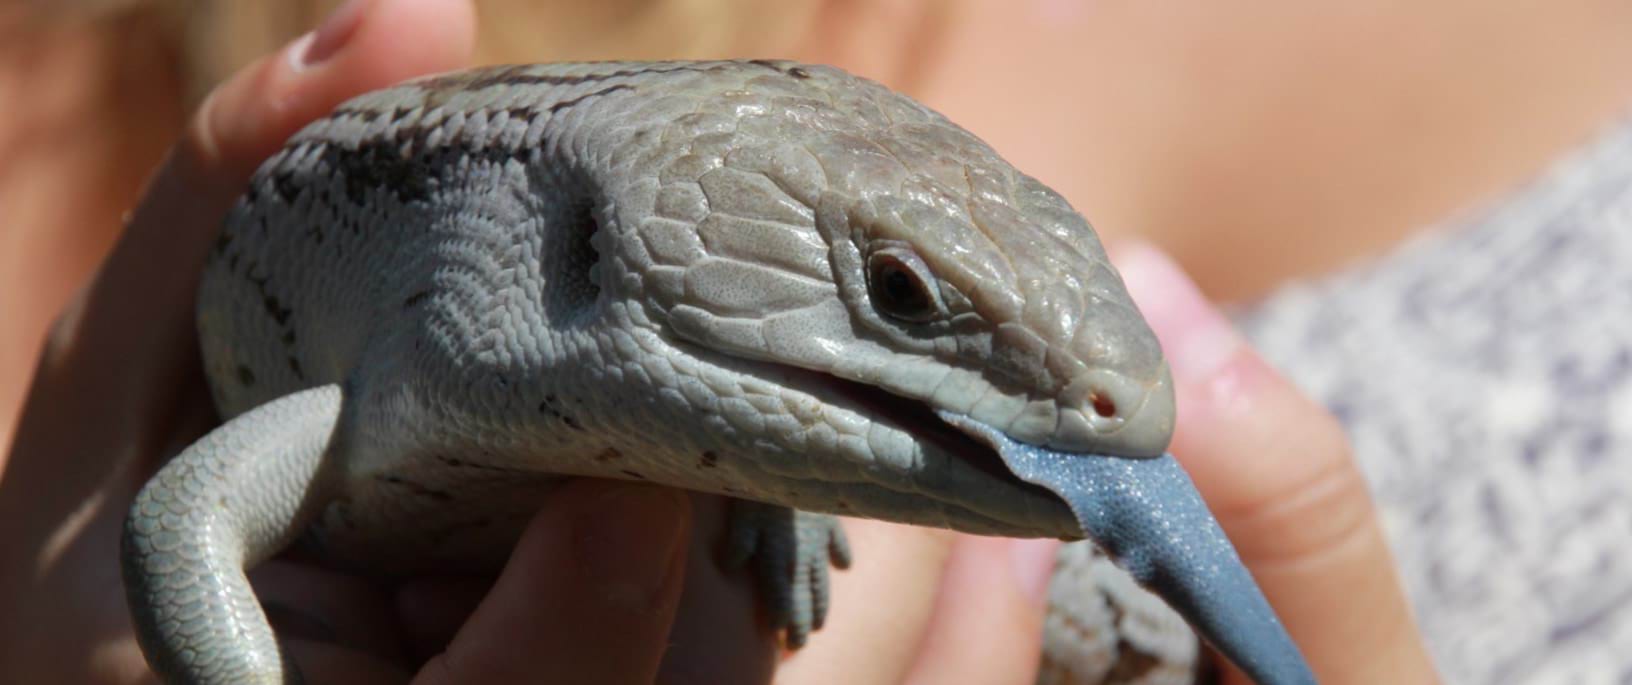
[119,60,1311,684]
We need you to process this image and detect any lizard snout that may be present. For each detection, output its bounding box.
[1051,363,1175,457]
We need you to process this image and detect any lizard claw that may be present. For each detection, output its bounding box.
[723,501,851,648]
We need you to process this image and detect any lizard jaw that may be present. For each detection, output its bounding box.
[655,339,1078,536]
[786,368,1081,538]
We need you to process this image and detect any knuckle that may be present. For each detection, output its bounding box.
[1224,406,1379,569]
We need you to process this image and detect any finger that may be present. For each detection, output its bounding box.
[1114,244,1438,684]
[280,640,411,685]
[250,560,406,663]
[397,494,780,683]
[655,493,778,684]
[0,1,475,667]
[396,576,491,664]
[903,536,1057,685]
[412,482,691,685]
[775,519,956,684]
[22,0,476,482]
[186,0,477,188]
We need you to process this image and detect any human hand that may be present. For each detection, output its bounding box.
[1108,244,1442,684]
[0,1,776,683]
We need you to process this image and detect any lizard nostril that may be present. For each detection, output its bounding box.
[1088,390,1117,418]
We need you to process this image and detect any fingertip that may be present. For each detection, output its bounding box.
[1112,243,1361,545]
[351,0,479,76]
[1112,242,1248,386]
[103,0,475,364]
[117,0,476,308]
[188,0,476,186]
[1112,244,1436,682]
[1110,242,1298,491]
[292,0,372,68]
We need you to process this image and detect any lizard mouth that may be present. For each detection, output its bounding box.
[818,371,1082,537]
[813,372,1025,484]
[776,366,1077,532]
[668,339,1078,536]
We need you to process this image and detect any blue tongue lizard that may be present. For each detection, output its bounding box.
[937,411,1316,685]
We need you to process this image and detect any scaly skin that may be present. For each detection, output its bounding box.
[121,61,1309,684]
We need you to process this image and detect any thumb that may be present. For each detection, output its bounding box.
[1114,244,1439,684]
[28,0,477,484]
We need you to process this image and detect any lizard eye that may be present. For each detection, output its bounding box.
[867,249,939,322]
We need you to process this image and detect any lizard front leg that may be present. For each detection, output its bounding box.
[121,385,342,685]
[723,501,852,648]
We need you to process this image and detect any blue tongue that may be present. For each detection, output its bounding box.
[937,411,1315,685]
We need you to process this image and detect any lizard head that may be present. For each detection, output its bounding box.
[810,156,1176,459]
[584,61,1173,535]
[474,61,1299,678]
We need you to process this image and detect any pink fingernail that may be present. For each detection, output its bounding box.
[293,0,370,70]
[1113,243,1244,384]
[1009,538,1061,606]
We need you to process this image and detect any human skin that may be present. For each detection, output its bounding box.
[0,0,1434,683]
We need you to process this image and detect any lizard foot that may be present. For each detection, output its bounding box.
[722,501,852,648]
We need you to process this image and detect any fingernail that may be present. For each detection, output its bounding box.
[574,484,688,611]
[292,0,371,70]
[1113,243,1244,383]
[1009,538,1061,606]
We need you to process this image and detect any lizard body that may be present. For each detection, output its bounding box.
[120,61,1311,684]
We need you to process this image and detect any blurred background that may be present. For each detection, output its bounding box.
[3,1,1630,682]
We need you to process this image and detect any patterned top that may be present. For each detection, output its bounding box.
[1238,117,1632,684]
[1038,117,1632,685]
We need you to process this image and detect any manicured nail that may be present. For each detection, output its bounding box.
[1113,243,1244,384]
[1009,538,1061,606]
[574,484,688,612]
[293,0,371,70]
